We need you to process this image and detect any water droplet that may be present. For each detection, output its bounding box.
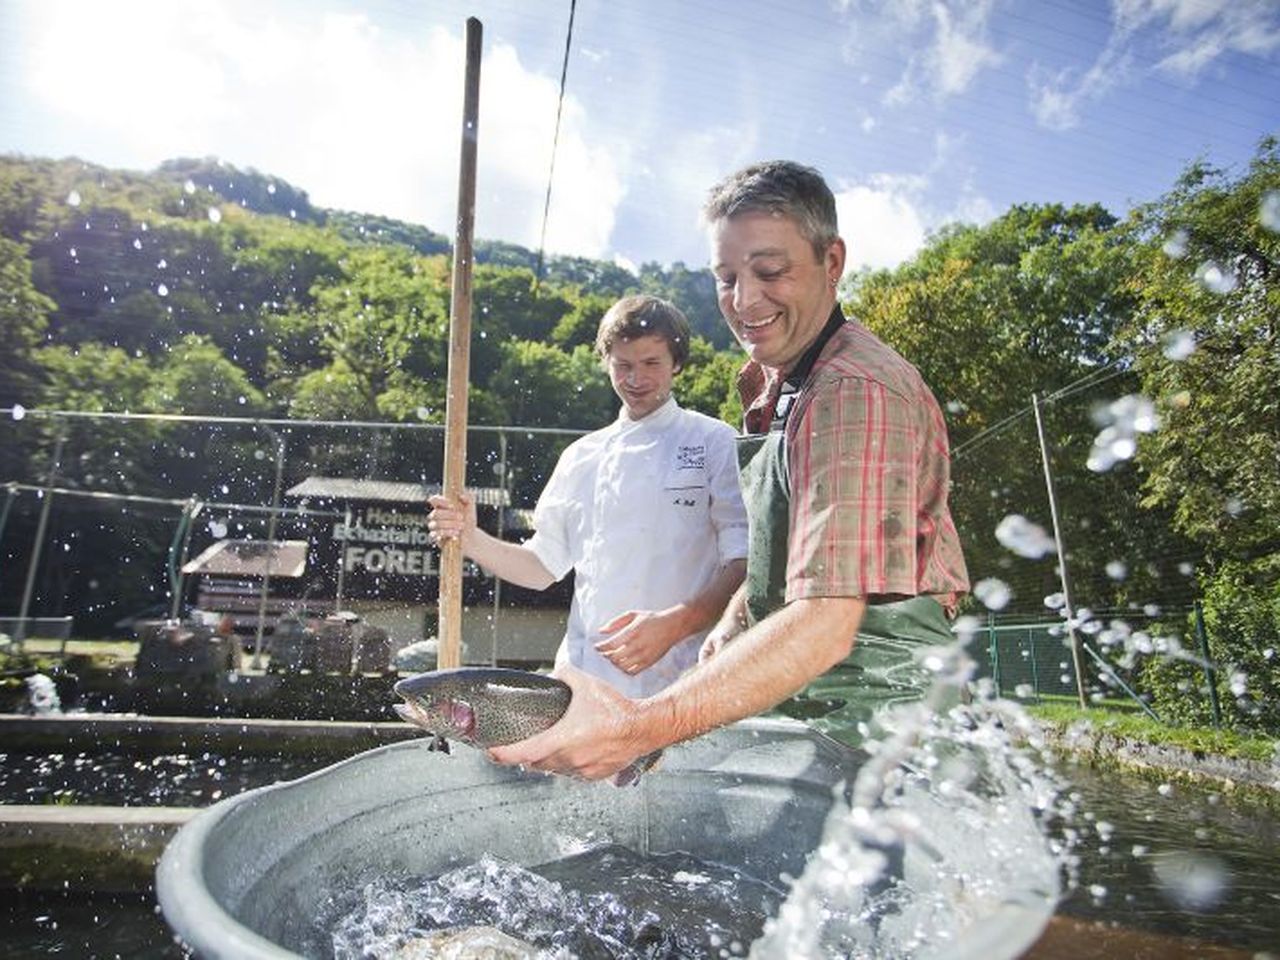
[1260,190,1280,232]
[11,404,26,421]
[1161,329,1196,361]
[267,183,277,194]
[1043,592,1066,610]
[157,283,169,297]
[973,577,1011,610]
[1087,395,1158,472]
[1196,260,1237,294]
[1105,560,1127,581]
[66,190,82,207]
[994,514,1055,559]
[208,520,228,538]
[1153,851,1230,911]
[1161,229,1188,258]
[208,206,223,224]
[184,179,196,194]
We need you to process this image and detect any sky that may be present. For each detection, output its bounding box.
[2,0,1278,275]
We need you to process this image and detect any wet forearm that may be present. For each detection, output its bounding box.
[636,596,864,749]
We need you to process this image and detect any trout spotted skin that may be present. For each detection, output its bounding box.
[393,667,572,749]
[392,666,660,785]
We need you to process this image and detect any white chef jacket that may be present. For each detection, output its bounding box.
[524,397,748,697]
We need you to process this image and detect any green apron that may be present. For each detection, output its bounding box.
[739,430,958,747]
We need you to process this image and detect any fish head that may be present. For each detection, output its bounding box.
[393,674,479,743]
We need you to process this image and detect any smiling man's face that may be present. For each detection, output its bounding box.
[709,210,845,372]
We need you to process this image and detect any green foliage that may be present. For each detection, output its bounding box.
[146,334,267,416]
[1119,138,1280,563]
[1141,557,1280,734]
[679,338,744,424]
[0,236,54,404]
[549,290,616,351]
[1107,140,1280,734]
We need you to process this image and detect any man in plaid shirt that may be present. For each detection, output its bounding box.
[492,161,969,780]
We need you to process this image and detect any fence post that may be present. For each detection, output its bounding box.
[1031,393,1089,708]
[1029,629,1041,701]
[15,434,64,651]
[1194,600,1223,729]
[988,613,1000,696]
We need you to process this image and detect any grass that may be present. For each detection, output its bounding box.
[1028,701,1277,764]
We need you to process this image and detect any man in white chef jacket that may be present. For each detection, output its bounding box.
[428,294,748,697]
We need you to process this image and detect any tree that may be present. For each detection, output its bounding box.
[678,337,743,425]
[1117,140,1280,733]
[0,237,54,405]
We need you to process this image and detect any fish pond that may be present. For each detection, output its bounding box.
[3,740,1279,958]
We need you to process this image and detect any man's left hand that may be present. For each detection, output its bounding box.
[593,609,680,675]
[487,664,653,782]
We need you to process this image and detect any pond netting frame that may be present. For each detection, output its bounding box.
[0,406,590,663]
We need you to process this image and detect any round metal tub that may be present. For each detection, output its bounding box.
[156,717,1057,958]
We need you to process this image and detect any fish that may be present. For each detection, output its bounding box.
[392,924,539,959]
[392,667,660,786]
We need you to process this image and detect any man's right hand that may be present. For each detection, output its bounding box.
[427,492,477,546]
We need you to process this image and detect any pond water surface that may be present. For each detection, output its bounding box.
[2,746,1277,958]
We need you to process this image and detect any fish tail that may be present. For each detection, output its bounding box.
[613,749,664,788]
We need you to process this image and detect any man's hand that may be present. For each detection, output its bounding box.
[594,609,684,675]
[427,492,477,547]
[487,665,656,782]
[698,624,736,663]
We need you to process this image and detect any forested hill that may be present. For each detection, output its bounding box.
[0,153,743,429]
[3,143,1278,695]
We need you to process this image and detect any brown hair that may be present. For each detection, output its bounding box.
[594,294,691,370]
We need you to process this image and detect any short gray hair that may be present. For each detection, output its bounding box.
[701,160,838,261]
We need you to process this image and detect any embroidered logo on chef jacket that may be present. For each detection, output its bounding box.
[675,445,705,470]
[667,445,707,507]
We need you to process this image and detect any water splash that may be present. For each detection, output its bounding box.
[24,674,62,715]
[973,578,1011,611]
[994,514,1056,559]
[1160,329,1196,361]
[1086,394,1158,473]
[1161,229,1188,258]
[1260,190,1280,232]
[749,640,1065,959]
[1195,261,1237,295]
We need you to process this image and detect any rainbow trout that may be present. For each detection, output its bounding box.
[392,667,659,785]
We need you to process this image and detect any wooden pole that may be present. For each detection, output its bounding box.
[437,17,483,670]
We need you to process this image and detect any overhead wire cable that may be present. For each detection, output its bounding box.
[534,0,577,287]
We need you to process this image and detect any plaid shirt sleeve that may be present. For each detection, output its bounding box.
[784,374,928,604]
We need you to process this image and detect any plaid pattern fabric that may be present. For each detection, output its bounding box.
[737,318,969,613]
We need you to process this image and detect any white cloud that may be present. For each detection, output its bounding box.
[931,2,1004,96]
[1030,0,1280,130]
[1116,0,1280,77]
[18,0,624,259]
[843,0,1002,103]
[835,177,929,272]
